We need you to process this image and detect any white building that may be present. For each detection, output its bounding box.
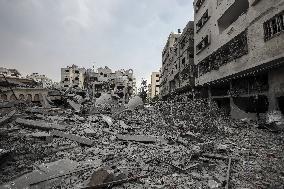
[61,65,86,90]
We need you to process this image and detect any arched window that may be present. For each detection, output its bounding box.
[19,94,25,100]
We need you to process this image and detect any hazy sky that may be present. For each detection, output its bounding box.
[0,0,194,84]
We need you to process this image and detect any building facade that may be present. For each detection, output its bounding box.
[194,0,284,118]
[150,72,160,99]
[61,65,86,90]
[160,21,195,99]
[85,66,136,104]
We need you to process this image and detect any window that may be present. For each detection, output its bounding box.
[182,57,186,65]
[75,70,79,74]
[196,35,210,54]
[156,80,160,83]
[156,74,159,77]
[65,70,69,73]
[195,0,205,13]
[196,10,210,32]
[100,72,103,75]
[64,85,69,87]
[264,12,284,41]
[218,0,249,33]
[64,78,69,81]
[104,74,107,77]
[75,77,79,80]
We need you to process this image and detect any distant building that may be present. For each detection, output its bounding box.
[61,65,86,90]
[193,0,284,118]
[147,83,152,100]
[26,73,53,88]
[0,67,48,102]
[160,21,195,99]
[85,66,136,104]
[150,72,160,99]
[0,67,21,78]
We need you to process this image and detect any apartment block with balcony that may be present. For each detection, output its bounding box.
[150,72,160,99]
[61,65,86,90]
[194,0,284,118]
[160,21,195,99]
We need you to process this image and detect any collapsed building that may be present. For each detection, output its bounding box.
[193,0,284,119]
[85,66,137,104]
[0,68,48,103]
[26,73,53,89]
[160,21,195,100]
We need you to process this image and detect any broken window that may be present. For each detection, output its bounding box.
[218,0,249,33]
[196,35,210,54]
[196,10,210,32]
[198,30,248,76]
[195,0,205,13]
[264,11,284,41]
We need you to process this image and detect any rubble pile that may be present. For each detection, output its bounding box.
[0,96,284,188]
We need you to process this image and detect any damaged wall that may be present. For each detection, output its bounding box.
[194,0,284,86]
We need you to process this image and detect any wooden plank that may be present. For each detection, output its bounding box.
[0,110,16,126]
[51,130,94,146]
[16,118,66,131]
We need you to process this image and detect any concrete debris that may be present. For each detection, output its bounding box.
[0,94,283,189]
[0,110,16,126]
[15,118,66,130]
[101,115,113,126]
[67,99,82,112]
[1,159,78,189]
[116,134,166,143]
[125,96,143,110]
[51,130,94,146]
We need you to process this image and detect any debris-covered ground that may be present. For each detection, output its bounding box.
[0,97,284,189]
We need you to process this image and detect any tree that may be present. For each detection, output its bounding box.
[138,79,147,103]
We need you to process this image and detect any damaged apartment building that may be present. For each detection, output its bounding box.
[160,21,195,100]
[193,0,284,119]
[85,66,137,104]
[61,65,86,90]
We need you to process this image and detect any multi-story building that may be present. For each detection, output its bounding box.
[150,72,160,98]
[85,66,136,104]
[61,65,86,90]
[26,73,53,88]
[160,21,195,99]
[194,0,284,118]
